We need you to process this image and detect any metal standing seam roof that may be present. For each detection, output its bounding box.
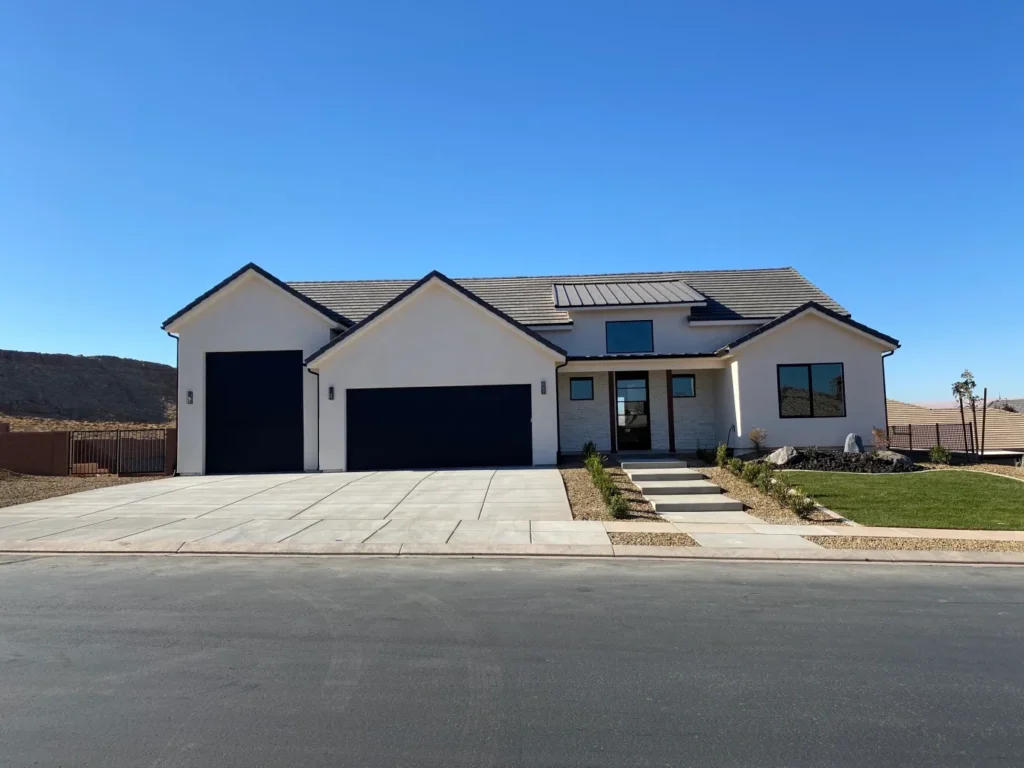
[288,267,848,326]
[553,279,706,308]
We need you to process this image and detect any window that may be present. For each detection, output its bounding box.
[605,320,654,354]
[777,363,846,418]
[569,377,594,400]
[672,374,695,398]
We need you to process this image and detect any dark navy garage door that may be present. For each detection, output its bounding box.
[205,350,304,474]
[346,384,532,470]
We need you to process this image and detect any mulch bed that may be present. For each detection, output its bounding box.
[0,469,153,509]
[693,465,842,526]
[559,462,663,522]
[807,535,1024,552]
[608,532,698,546]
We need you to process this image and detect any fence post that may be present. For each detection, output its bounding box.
[935,423,941,449]
[908,426,913,451]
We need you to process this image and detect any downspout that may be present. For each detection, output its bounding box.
[554,361,568,464]
[306,367,321,472]
[165,330,179,476]
[881,349,896,433]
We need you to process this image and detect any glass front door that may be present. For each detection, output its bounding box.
[616,373,651,450]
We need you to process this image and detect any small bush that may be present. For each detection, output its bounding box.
[787,492,817,517]
[727,457,743,475]
[871,426,889,451]
[581,441,598,460]
[929,445,953,465]
[609,494,630,519]
[748,428,767,452]
[715,443,730,468]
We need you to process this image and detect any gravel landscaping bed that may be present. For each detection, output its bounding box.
[921,463,1024,482]
[608,531,698,546]
[559,465,662,522]
[806,535,1024,552]
[693,466,842,526]
[0,469,153,509]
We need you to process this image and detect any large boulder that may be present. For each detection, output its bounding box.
[874,450,914,468]
[844,433,864,453]
[764,446,799,466]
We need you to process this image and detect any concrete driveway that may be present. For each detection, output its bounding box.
[0,469,580,550]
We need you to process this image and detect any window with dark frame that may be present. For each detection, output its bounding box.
[777,363,846,418]
[605,320,654,354]
[672,374,695,398]
[569,377,594,401]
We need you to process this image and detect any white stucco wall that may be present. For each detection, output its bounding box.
[312,280,562,470]
[729,313,891,448]
[169,273,336,474]
[713,361,741,450]
[534,308,759,356]
[671,370,719,452]
[557,372,612,453]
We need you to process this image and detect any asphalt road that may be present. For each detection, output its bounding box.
[1,556,1022,767]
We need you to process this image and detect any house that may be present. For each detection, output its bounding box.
[162,264,900,474]
[887,400,1024,454]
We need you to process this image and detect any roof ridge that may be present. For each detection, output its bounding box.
[288,266,799,284]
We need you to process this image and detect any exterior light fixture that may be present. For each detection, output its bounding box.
[541,380,547,395]
[186,390,194,405]
[328,386,335,401]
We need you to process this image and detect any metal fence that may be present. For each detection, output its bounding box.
[69,429,169,475]
[887,423,976,453]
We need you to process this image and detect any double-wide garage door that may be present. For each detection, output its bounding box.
[347,384,532,471]
[206,350,304,474]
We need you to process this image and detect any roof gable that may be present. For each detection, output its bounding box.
[162,263,352,331]
[716,302,900,355]
[305,270,567,366]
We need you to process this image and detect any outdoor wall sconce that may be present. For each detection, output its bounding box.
[186,390,193,405]
[328,386,335,401]
[541,380,547,395]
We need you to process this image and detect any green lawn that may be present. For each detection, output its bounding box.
[779,470,1024,530]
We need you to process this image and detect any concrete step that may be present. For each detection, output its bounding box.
[619,459,688,470]
[636,479,723,496]
[626,468,703,482]
[651,494,745,512]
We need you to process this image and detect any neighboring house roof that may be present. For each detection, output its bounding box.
[715,302,900,355]
[162,263,353,330]
[887,400,1024,451]
[552,279,705,309]
[289,266,846,326]
[305,270,568,365]
[988,398,1024,414]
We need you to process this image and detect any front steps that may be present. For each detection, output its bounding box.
[622,458,745,515]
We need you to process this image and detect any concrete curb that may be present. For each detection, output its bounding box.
[2,543,1023,565]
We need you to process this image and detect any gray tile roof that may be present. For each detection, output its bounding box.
[289,267,848,326]
[553,279,705,308]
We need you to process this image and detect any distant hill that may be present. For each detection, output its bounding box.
[0,349,176,428]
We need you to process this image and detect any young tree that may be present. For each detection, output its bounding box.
[951,370,981,452]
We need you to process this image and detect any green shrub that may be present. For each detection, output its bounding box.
[581,441,598,460]
[609,494,630,519]
[929,445,953,465]
[786,491,817,517]
[584,454,604,477]
[726,457,743,475]
[715,443,729,468]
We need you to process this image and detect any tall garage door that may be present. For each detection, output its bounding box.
[205,350,304,474]
[347,384,532,471]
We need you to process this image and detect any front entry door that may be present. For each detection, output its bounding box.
[616,373,651,450]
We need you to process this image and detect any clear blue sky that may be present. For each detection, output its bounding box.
[1,1,1021,401]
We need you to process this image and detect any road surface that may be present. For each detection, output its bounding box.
[1,555,1021,766]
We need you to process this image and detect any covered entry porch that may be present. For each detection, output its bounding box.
[557,358,733,456]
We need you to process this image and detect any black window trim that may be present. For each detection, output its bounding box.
[671,373,696,398]
[776,362,847,419]
[605,320,654,354]
[569,376,595,401]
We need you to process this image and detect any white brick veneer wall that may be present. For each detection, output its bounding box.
[672,370,718,451]
[649,372,670,451]
[558,372,612,453]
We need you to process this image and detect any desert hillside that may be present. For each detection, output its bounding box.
[0,349,176,431]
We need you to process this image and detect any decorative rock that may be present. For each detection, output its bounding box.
[764,446,799,466]
[874,450,914,467]
[844,433,864,453]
